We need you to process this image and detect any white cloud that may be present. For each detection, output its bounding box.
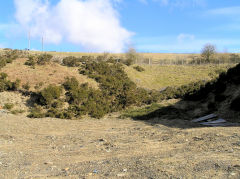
[147,0,206,8]
[207,6,240,16]
[177,33,195,42]
[138,0,148,4]
[14,0,133,52]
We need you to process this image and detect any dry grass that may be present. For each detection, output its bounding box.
[0,58,98,91]
[125,64,232,90]
[30,51,196,61]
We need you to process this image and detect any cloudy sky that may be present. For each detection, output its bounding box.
[0,0,240,53]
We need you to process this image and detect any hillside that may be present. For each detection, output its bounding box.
[0,51,239,178]
[125,64,231,90]
[124,63,240,124]
[1,58,98,91]
[184,63,240,122]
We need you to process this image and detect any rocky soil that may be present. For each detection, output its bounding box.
[0,110,240,178]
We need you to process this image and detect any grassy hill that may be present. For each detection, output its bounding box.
[0,50,238,121]
[1,58,98,91]
[124,63,240,123]
[125,64,231,90]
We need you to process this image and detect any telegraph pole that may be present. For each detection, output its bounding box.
[42,36,44,52]
[28,30,31,50]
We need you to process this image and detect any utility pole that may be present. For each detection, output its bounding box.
[28,30,31,50]
[42,36,44,52]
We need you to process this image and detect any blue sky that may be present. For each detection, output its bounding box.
[0,0,240,53]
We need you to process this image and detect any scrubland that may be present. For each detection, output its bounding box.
[0,49,239,178]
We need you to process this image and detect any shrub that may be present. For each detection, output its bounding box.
[37,54,53,65]
[45,108,73,119]
[3,103,14,110]
[79,61,153,110]
[39,85,62,106]
[34,82,44,90]
[25,56,37,67]
[25,54,53,67]
[0,73,21,92]
[11,109,25,115]
[133,66,145,72]
[28,105,45,118]
[124,58,134,66]
[11,79,21,91]
[62,56,80,67]
[0,50,20,69]
[22,82,30,91]
[0,58,6,68]
[80,56,95,63]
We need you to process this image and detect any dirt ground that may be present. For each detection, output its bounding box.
[0,110,240,179]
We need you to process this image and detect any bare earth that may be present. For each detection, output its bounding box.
[0,111,240,179]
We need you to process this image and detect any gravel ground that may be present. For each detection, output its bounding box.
[0,112,240,179]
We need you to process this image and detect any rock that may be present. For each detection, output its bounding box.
[93,169,98,173]
[99,138,106,142]
[123,169,127,172]
[117,173,126,177]
[230,172,237,176]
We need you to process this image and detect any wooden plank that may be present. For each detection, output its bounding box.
[192,114,217,123]
[200,119,226,125]
[200,122,233,127]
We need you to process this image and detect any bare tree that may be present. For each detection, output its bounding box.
[201,44,216,63]
[125,47,138,66]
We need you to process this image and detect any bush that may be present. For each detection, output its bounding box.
[11,109,25,115]
[11,79,21,91]
[34,82,44,90]
[133,66,145,72]
[62,56,80,67]
[37,54,53,65]
[25,56,37,67]
[25,54,53,67]
[22,82,30,91]
[0,73,21,92]
[0,49,20,69]
[80,56,95,63]
[3,103,14,110]
[0,58,7,68]
[39,85,62,106]
[28,105,45,118]
[45,108,73,119]
[124,58,134,66]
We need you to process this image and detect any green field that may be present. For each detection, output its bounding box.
[125,64,232,90]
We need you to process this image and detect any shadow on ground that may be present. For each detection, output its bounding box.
[124,100,240,129]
